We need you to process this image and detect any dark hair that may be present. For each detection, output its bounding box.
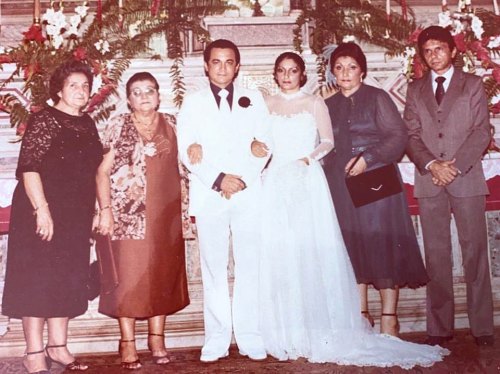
[329,42,367,79]
[273,52,307,87]
[126,72,160,98]
[417,25,456,60]
[49,60,93,104]
[203,39,241,65]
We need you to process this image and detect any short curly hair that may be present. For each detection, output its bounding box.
[49,60,93,104]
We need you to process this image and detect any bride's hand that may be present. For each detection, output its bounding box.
[251,139,269,158]
[299,157,310,166]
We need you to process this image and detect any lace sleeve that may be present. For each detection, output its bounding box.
[16,109,61,178]
[308,96,334,161]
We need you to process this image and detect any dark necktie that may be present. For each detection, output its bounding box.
[435,76,446,106]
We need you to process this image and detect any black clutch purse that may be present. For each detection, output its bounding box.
[345,153,402,208]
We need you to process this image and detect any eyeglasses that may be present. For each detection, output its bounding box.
[130,87,157,97]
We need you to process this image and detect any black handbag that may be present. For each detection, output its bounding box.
[345,153,402,208]
[87,234,119,300]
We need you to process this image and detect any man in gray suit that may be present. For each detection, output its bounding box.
[404,26,494,347]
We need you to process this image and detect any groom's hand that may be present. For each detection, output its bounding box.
[187,143,203,164]
[221,174,246,197]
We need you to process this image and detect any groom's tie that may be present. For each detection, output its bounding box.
[218,89,231,114]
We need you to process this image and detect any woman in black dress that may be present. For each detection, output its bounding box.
[323,43,429,336]
[2,61,102,373]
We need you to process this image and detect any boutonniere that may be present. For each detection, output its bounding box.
[143,142,157,157]
[238,96,252,108]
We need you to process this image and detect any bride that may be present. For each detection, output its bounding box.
[251,52,448,368]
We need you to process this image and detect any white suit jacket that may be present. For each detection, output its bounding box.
[177,85,271,215]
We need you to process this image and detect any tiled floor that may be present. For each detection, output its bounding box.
[1,327,499,373]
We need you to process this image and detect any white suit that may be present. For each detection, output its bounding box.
[177,84,271,358]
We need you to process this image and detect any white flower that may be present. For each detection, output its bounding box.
[470,15,484,40]
[91,74,103,96]
[491,93,500,105]
[0,46,5,54]
[46,24,60,38]
[52,34,64,49]
[438,11,452,28]
[403,46,416,58]
[450,19,465,35]
[67,15,82,36]
[75,4,89,18]
[487,36,500,49]
[129,21,141,38]
[94,39,110,54]
[143,142,157,157]
[342,35,355,43]
[457,0,466,11]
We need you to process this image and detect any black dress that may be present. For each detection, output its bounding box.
[2,106,103,318]
[323,84,429,290]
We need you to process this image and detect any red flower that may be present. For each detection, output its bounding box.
[22,25,45,43]
[491,102,500,115]
[73,47,87,61]
[453,33,467,53]
[86,83,116,113]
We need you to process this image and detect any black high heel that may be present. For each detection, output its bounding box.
[381,313,400,337]
[45,344,88,371]
[22,350,50,374]
[119,339,142,370]
[148,333,170,364]
[361,310,375,327]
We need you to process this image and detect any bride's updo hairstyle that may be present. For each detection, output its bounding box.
[273,52,307,87]
[329,42,367,80]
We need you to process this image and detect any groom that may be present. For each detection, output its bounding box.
[177,39,271,362]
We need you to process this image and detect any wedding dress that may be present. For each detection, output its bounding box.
[259,90,449,368]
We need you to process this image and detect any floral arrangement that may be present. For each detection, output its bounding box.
[401,3,500,115]
[0,0,228,139]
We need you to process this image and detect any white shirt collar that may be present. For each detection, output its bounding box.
[431,65,454,92]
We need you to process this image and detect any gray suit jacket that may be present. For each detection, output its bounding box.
[403,69,490,198]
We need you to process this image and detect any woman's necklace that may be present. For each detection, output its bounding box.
[133,112,158,140]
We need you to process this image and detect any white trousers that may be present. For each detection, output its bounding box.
[196,193,264,356]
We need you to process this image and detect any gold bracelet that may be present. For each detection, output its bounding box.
[100,205,111,210]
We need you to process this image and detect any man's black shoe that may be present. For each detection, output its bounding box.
[425,335,453,346]
[474,335,494,346]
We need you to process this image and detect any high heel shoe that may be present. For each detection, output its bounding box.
[45,344,88,371]
[148,333,170,365]
[380,313,400,337]
[22,350,50,374]
[119,339,142,370]
[361,310,375,327]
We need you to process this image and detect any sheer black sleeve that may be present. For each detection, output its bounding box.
[16,109,61,178]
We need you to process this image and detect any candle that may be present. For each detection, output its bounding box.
[386,0,390,16]
[493,0,499,15]
[119,0,123,8]
[34,0,41,23]
[442,0,447,6]
[465,0,471,5]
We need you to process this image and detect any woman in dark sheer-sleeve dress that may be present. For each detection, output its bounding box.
[2,61,102,373]
[323,43,429,336]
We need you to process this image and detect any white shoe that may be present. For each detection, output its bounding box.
[200,350,229,363]
[238,349,267,361]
